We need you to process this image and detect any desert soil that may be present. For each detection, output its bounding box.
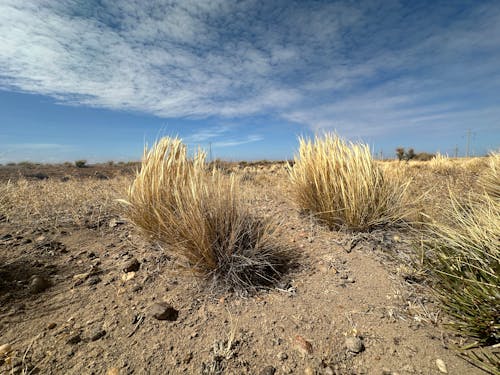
[0,163,487,374]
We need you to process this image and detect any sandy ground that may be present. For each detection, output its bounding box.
[0,162,490,374]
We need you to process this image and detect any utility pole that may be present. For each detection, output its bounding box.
[454,145,459,158]
[465,129,471,158]
[208,142,213,162]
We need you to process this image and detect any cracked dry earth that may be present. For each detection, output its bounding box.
[0,169,485,375]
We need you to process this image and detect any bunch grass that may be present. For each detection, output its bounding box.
[288,133,411,231]
[421,191,499,345]
[121,137,290,294]
[478,152,500,199]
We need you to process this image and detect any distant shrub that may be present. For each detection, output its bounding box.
[420,191,499,345]
[289,133,411,231]
[121,137,292,294]
[396,147,405,161]
[75,160,87,168]
[27,172,49,180]
[413,152,435,161]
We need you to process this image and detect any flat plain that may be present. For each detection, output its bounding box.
[0,157,497,374]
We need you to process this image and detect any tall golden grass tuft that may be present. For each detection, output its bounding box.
[288,133,411,231]
[421,191,499,345]
[478,152,499,199]
[121,137,291,293]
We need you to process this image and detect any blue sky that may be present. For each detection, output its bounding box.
[0,0,499,163]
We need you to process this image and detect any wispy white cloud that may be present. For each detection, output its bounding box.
[0,0,499,142]
[213,135,263,148]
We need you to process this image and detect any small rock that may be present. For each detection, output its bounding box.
[304,367,315,375]
[90,329,106,341]
[30,275,50,293]
[73,272,90,280]
[131,284,142,293]
[260,366,276,375]
[123,258,140,273]
[277,351,288,361]
[0,343,12,356]
[109,218,125,228]
[150,302,179,321]
[345,336,364,354]
[121,272,135,282]
[47,322,57,330]
[293,335,313,355]
[66,334,82,345]
[87,276,102,286]
[435,359,447,373]
[324,367,334,375]
[106,368,120,375]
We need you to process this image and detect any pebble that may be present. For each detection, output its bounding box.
[47,322,57,330]
[260,366,276,375]
[106,368,120,375]
[87,276,102,286]
[0,343,12,356]
[150,302,179,321]
[324,367,334,375]
[293,335,313,355]
[436,359,448,373]
[29,275,50,293]
[121,272,135,282]
[90,329,106,341]
[277,351,288,361]
[345,336,364,354]
[123,258,140,273]
[66,334,82,345]
[304,367,315,375]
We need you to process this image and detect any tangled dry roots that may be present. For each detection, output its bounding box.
[121,137,291,294]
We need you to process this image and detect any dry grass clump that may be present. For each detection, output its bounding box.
[428,152,456,174]
[121,137,291,294]
[0,177,127,228]
[478,152,499,199]
[420,191,499,345]
[288,134,411,231]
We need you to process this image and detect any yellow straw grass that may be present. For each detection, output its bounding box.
[288,133,411,231]
[121,137,291,293]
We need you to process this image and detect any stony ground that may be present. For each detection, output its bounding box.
[0,162,490,374]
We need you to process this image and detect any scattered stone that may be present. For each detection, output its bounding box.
[345,336,364,354]
[123,258,140,273]
[87,276,102,286]
[90,329,106,341]
[66,334,82,345]
[29,275,50,293]
[260,366,276,375]
[324,367,334,375]
[47,322,57,330]
[277,351,288,361]
[131,284,142,293]
[0,343,12,356]
[109,218,126,228]
[435,359,448,373]
[150,302,179,321]
[121,272,135,282]
[304,367,315,375]
[106,368,120,375]
[293,335,313,356]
